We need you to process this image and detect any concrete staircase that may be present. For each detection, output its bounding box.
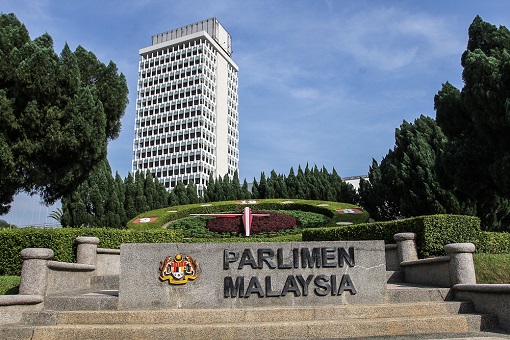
[0,273,505,340]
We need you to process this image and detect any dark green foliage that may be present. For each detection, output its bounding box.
[203,166,356,204]
[62,166,172,227]
[359,116,467,222]
[172,181,189,205]
[434,16,510,230]
[123,173,137,219]
[133,171,148,214]
[0,220,15,228]
[61,160,125,228]
[475,231,510,254]
[241,179,251,199]
[302,214,481,258]
[0,14,128,214]
[359,17,510,230]
[0,227,182,276]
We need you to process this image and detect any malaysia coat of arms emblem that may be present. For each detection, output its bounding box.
[159,254,198,285]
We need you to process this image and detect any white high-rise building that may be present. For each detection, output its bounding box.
[132,18,239,196]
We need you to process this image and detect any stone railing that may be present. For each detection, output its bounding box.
[388,232,510,332]
[388,232,476,287]
[0,237,119,324]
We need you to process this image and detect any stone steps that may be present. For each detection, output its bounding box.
[0,274,503,339]
[12,300,497,339]
[36,301,476,325]
[44,289,118,311]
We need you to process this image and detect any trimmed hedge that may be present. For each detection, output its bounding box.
[127,199,369,230]
[0,228,182,276]
[302,214,481,258]
[475,231,510,254]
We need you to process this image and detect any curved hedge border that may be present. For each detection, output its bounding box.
[0,228,182,276]
[302,214,481,258]
[127,199,369,230]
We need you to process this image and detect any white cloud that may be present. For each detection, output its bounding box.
[344,7,463,70]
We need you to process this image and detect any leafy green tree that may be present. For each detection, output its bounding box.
[295,165,308,199]
[359,116,466,220]
[434,16,510,229]
[154,177,170,208]
[203,174,217,202]
[144,171,157,210]
[0,13,128,214]
[168,190,179,206]
[251,178,259,199]
[241,179,251,199]
[48,208,63,225]
[114,172,127,224]
[286,167,298,197]
[231,171,243,199]
[186,181,200,204]
[221,174,234,200]
[330,168,358,204]
[0,219,16,228]
[359,160,400,220]
[123,173,137,219]
[173,181,189,205]
[133,171,148,214]
[61,159,125,228]
[257,172,269,199]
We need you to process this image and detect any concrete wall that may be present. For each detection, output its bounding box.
[401,257,451,287]
[454,284,510,332]
[385,244,400,271]
[95,248,120,276]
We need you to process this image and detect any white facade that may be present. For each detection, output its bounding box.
[132,18,239,196]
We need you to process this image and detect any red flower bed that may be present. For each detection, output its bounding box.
[205,211,298,234]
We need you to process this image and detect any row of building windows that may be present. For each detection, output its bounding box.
[134,137,215,152]
[135,164,213,179]
[137,119,213,135]
[135,133,216,149]
[136,106,216,125]
[135,157,215,169]
[140,61,217,86]
[135,148,212,160]
[139,95,216,113]
[140,66,208,87]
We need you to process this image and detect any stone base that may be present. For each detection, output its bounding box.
[119,241,386,310]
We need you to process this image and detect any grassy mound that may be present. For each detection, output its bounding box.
[127,199,369,231]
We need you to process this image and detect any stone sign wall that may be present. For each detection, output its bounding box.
[118,241,386,310]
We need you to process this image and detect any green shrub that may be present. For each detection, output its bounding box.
[475,231,510,254]
[302,214,481,257]
[0,228,182,276]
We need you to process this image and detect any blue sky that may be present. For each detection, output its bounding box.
[2,0,510,226]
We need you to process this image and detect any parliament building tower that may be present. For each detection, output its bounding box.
[132,18,239,195]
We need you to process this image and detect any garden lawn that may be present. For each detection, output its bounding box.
[0,275,19,295]
[473,253,510,284]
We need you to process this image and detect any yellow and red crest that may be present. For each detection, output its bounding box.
[159,254,198,285]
